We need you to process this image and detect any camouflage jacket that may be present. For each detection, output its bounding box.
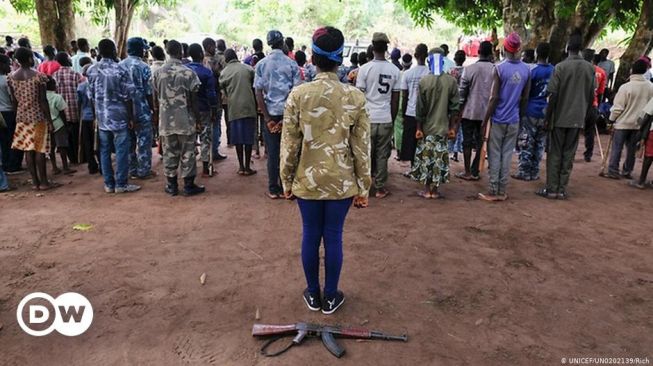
[280,72,371,200]
[153,59,201,136]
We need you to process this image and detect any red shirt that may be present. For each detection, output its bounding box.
[37,60,61,76]
[593,65,606,107]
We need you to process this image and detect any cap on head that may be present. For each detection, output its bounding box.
[503,32,521,54]
[267,30,284,47]
[372,32,390,44]
[127,37,149,57]
[638,55,651,69]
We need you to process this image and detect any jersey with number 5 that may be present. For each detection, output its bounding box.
[356,59,401,124]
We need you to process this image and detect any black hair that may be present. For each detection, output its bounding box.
[372,41,388,54]
[522,48,535,63]
[567,30,583,53]
[311,26,345,71]
[77,38,89,52]
[55,52,71,66]
[632,60,647,75]
[366,44,373,59]
[5,35,12,43]
[479,41,493,58]
[148,41,156,48]
[0,54,11,74]
[350,52,358,65]
[224,48,238,63]
[188,43,203,61]
[46,76,57,91]
[599,48,609,56]
[166,40,183,58]
[98,39,116,59]
[402,53,413,65]
[79,56,92,68]
[14,47,33,65]
[358,51,368,65]
[151,46,165,61]
[295,50,306,66]
[536,42,550,61]
[182,43,189,58]
[454,50,466,66]
[415,43,428,59]
[582,48,595,63]
[440,44,449,56]
[17,38,30,48]
[202,38,215,52]
[216,39,226,52]
[252,38,263,52]
[285,37,294,51]
[43,45,56,59]
[592,54,601,65]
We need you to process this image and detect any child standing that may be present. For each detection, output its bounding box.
[77,63,100,174]
[46,77,75,175]
[409,69,461,198]
[630,97,653,189]
[447,50,466,162]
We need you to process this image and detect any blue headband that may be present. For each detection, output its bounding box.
[312,43,344,63]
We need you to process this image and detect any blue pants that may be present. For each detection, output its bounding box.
[211,108,223,156]
[297,197,353,297]
[0,147,8,190]
[129,119,153,177]
[516,116,546,179]
[263,116,282,194]
[99,128,131,190]
[447,128,463,153]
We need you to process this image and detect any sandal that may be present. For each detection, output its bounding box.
[237,170,245,175]
[62,169,77,175]
[478,192,501,202]
[535,188,557,199]
[417,190,433,199]
[455,172,474,181]
[375,188,390,199]
[39,181,62,191]
[265,192,281,200]
[628,181,645,190]
[242,169,257,176]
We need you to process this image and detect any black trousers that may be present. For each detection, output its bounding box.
[546,127,581,193]
[80,120,99,173]
[462,118,483,176]
[399,116,417,162]
[0,111,24,171]
[66,121,80,164]
[583,107,598,160]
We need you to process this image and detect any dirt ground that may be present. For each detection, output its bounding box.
[1,134,651,366]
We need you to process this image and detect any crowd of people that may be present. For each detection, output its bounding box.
[1,26,652,313]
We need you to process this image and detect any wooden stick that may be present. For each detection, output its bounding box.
[479,121,491,173]
[594,123,604,161]
[599,129,614,175]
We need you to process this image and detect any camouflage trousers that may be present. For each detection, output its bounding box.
[161,133,197,179]
[516,116,546,180]
[197,111,213,162]
[129,118,153,178]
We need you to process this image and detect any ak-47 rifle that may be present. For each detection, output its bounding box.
[252,323,408,358]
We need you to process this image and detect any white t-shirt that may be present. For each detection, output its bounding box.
[356,59,401,123]
[400,65,429,117]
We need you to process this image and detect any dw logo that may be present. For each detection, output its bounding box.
[16,292,93,336]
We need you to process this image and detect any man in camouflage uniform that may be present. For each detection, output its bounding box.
[254,30,301,198]
[152,40,205,196]
[120,37,155,179]
[186,43,218,177]
[202,37,227,160]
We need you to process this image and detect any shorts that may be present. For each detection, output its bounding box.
[53,127,69,149]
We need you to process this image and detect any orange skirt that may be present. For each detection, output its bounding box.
[12,121,50,153]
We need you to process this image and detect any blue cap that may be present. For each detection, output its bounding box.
[127,37,149,56]
[266,30,284,46]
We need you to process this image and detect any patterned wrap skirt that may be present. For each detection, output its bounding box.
[12,121,50,154]
[409,134,450,189]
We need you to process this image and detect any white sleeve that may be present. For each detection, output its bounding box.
[400,70,408,90]
[355,65,367,91]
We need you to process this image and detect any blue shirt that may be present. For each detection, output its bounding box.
[526,63,554,119]
[254,49,301,116]
[119,56,152,123]
[77,81,94,121]
[492,60,530,124]
[185,62,218,112]
[86,59,135,131]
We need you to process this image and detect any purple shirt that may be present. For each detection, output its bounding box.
[492,60,530,124]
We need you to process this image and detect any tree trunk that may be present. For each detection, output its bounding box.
[524,0,555,49]
[114,0,137,59]
[34,0,75,52]
[614,0,653,91]
[502,0,528,41]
